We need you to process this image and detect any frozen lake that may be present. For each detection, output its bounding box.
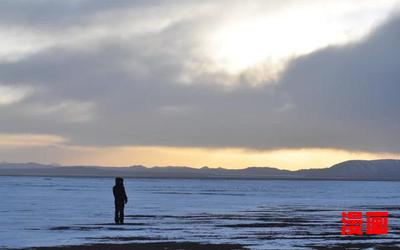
[1,176,400,249]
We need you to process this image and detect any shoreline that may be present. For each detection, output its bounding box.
[3,174,400,182]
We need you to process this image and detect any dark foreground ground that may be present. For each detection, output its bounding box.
[20,240,400,250]
[22,242,248,250]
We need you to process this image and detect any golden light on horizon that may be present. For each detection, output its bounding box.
[0,133,66,148]
[51,145,400,171]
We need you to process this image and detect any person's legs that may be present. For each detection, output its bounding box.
[115,201,125,224]
[115,207,119,224]
[119,207,124,224]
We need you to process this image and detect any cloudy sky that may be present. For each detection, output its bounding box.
[1,0,400,169]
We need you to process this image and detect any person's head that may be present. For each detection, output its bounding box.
[115,177,124,186]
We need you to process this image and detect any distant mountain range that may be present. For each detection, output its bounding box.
[1,160,400,180]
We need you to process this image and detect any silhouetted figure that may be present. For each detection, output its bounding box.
[113,177,128,224]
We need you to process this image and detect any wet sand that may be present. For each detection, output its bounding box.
[17,205,400,249]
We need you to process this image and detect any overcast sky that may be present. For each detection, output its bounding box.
[1,0,400,169]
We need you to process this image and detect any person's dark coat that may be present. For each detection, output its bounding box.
[113,177,128,224]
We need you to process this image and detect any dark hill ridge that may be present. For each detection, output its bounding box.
[297,159,400,180]
[0,159,400,180]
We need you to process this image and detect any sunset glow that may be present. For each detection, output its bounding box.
[2,142,399,170]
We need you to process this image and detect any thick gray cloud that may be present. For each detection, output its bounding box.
[277,15,400,152]
[0,1,399,153]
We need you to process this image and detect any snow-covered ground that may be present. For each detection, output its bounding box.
[1,176,400,249]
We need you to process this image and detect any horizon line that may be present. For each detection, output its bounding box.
[1,158,399,172]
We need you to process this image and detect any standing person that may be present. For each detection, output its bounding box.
[113,177,128,224]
